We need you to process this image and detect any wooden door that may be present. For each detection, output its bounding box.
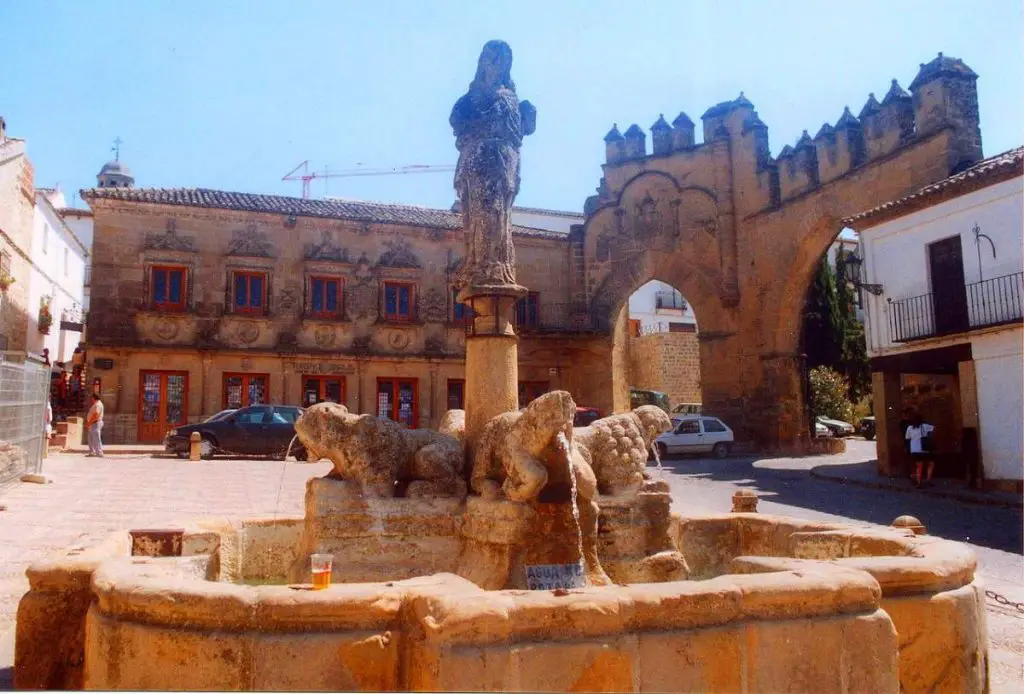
[377,378,418,428]
[929,236,969,335]
[302,376,346,406]
[138,371,189,442]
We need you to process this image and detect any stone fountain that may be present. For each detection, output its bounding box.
[14,42,988,693]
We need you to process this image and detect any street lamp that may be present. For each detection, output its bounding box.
[841,253,885,296]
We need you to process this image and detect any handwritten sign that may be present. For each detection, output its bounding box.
[525,562,585,591]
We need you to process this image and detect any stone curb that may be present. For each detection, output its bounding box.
[809,466,1023,509]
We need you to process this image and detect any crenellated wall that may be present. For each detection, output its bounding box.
[578,53,985,448]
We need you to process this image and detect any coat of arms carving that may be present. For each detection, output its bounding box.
[226,225,274,258]
[304,230,350,262]
[378,238,421,269]
[419,287,447,324]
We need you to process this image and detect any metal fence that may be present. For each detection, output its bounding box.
[889,271,1023,342]
[0,352,50,487]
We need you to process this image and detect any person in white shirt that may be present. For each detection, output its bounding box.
[86,393,105,458]
[905,414,935,488]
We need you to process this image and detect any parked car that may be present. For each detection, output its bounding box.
[816,415,855,437]
[573,407,602,427]
[671,403,702,417]
[859,416,876,441]
[630,388,671,414]
[164,405,305,459]
[655,415,734,459]
[814,421,832,438]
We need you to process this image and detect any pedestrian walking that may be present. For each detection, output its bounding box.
[86,393,105,458]
[905,413,935,488]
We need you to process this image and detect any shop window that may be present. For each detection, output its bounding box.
[515,292,540,329]
[384,281,415,322]
[151,266,187,311]
[310,276,343,319]
[377,377,418,428]
[303,375,346,406]
[223,373,269,409]
[447,379,465,410]
[518,381,549,408]
[233,271,267,314]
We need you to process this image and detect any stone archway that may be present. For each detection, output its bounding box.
[574,54,983,449]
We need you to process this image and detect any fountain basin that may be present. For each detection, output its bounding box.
[15,504,987,693]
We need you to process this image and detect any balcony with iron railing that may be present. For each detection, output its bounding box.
[513,302,612,335]
[655,289,687,312]
[888,271,1023,343]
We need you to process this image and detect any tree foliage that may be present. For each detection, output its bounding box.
[809,366,854,422]
[802,247,871,405]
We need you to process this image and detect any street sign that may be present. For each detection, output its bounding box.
[525,562,585,590]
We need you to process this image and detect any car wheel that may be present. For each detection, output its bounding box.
[199,437,215,460]
[863,432,875,441]
[712,442,730,459]
[655,442,668,460]
[175,451,188,460]
[285,445,307,462]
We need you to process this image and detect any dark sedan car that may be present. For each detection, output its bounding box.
[859,416,876,441]
[164,405,305,459]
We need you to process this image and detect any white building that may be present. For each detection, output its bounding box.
[30,189,89,363]
[846,146,1023,490]
[627,281,698,335]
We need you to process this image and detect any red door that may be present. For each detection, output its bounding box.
[302,375,346,406]
[138,370,189,442]
[223,373,269,410]
[377,378,418,428]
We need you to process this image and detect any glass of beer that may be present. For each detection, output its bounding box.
[311,553,332,590]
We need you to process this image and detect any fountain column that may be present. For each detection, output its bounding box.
[449,39,537,447]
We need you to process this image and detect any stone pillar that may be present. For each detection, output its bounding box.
[872,370,904,477]
[463,292,522,447]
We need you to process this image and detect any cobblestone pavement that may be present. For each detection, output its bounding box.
[0,443,1021,690]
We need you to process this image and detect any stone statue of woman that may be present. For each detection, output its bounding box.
[450,40,536,291]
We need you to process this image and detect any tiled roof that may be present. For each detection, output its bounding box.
[511,205,584,220]
[843,146,1024,227]
[56,207,93,216]
[79,187,569,239]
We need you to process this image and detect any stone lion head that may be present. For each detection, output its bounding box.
[632,405,672,446]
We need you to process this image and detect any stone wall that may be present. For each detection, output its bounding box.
[627,329,701,406]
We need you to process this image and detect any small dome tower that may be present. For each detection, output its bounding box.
[96,137,134,188]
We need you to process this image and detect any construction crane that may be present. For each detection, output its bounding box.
[282,160,456,199]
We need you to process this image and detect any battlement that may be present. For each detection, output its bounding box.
[599,53,982,209]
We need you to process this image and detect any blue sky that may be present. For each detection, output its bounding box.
[3,0,1022,212]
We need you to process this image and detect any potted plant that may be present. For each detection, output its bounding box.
[38,303,53,335]
[0,269,13,292]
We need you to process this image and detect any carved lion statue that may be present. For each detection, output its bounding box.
[573,405,673,495]
[470,390,610,585]
[294,402,466,498]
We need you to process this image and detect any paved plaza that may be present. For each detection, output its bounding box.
[1,442,1021,690]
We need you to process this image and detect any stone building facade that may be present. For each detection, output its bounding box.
[0,118,37,353]
[81,189,613,443]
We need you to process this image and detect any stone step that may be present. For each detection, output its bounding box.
[49,434,68,448]
[56,421,70,435]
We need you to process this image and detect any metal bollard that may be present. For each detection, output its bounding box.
[189,432,202,462]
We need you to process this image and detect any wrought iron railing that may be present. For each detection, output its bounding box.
[515,302,611,334]
[889,271,1023,342]
[655,289,687,311]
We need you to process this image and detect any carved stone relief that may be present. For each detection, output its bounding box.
[378,237,421,269]
[278,283,300,312]
[313,324,336,349]
[235,321,260,344]
[419,287,447,324]
[304,230,350,262]
[386,330,411,351]
[154,317,180,341]
[226,224,274,258]
[143,218,197,252]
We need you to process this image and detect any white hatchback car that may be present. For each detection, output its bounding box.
[656,415,734,459]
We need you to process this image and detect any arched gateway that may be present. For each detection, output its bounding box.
[574,54,982,450]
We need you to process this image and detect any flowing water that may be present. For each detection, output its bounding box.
[272,435,302,520]
[556,431,586,582]
[650,440,664,479]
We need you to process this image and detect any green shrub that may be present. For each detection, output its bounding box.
[809,366,854,422]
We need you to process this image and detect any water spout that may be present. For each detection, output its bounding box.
[285,434,300,461]
[650,440,664,479]
[555,431,586,581]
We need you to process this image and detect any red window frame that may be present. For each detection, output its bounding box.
[233,271,267,315]
[222,373,270,409]
[302,375,347,406]
[383,281,416,322]
[310,276,344,319]
[377,377,419,428]
[151,265,188,311]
